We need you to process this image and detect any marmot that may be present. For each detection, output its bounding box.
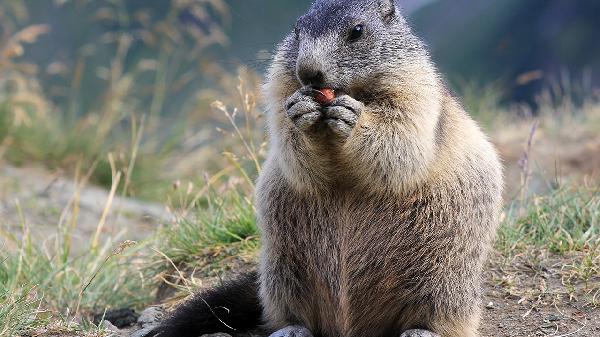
[147,0,503,336]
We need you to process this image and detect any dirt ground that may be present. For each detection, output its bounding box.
[130,254,600,337]
[481,253,600,337]
[0,163,170,252]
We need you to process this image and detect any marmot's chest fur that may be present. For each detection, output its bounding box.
[257,141,499,336]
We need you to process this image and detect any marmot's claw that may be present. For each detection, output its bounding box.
[399,329,441,337]
[285,90,322,131]
[292,109,322,131]
[269,325,314,337]
[329,95,365,116]
[325,106,359,126]
[324,94,364,137]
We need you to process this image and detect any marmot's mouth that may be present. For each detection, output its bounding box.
[312,88,336,106]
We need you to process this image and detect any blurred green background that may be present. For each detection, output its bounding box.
[5,0,599,113]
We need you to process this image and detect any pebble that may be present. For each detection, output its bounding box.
[100,320,120,332]
[130,326,155,337]
[128,306,235,337]
[137,306,165,328]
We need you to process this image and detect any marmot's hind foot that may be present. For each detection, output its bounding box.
[269,326,314,337]
[400,329,441,337]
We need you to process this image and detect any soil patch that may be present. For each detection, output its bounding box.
[481,253,600,337]
[0,163,170,252]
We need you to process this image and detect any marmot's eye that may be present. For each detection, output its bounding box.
[349,24,365,42]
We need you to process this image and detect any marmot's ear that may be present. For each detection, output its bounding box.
[378,0,396,23]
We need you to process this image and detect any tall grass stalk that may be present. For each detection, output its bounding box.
[0,0,236,202]
[1,152,151,335]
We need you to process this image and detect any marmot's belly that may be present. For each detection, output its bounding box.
[258,174,488,336]
[264,210,434,337]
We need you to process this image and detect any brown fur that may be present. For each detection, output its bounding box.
[254,2,503,337]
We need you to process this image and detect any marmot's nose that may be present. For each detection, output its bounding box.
[297,65,326,88]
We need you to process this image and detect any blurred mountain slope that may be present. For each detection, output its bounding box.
[410,0,600,102]
[223,0,435,69]
[6,0,599,105]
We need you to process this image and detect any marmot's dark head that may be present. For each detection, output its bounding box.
[275,0,432,101]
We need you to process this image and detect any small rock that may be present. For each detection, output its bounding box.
[100,320,120,332]
[485,301,494,309]
[137,306,165,328]
[545,314,561,322]
[130,326,156,337]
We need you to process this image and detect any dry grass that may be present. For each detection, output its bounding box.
[489,81,600,310]
[1,1,600,336]
[495,186,600,308]
[0,170,150,336]
[0,0,255,202]
[0,2,267,333]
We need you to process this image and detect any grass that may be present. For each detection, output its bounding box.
[143,178,600,314]
[1,10,265,330]
[456,79,505,128]
[0,200,151,337]
[0,1,264,330]
[1,1,600,335]
[147,190,260,296]
[0,234,148,337]
[499,186,600,254]
[157,187,260,271]
[0,285,45,337]
[0,142,153,336]
[145,96,265,297]
[492,182,600,308]
[0,0,241,203]
[0,284,115,337]
[491,88,600,306]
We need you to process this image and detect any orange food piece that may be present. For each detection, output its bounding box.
[314,88,335,106]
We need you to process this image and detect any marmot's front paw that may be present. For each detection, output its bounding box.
[269,325,314,337]
[324,95,364,138]
[285,89,322,132]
